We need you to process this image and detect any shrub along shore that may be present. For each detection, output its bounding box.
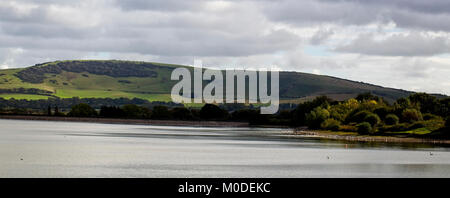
[0,92,449,143]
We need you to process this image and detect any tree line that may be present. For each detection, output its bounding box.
[1,92,449,137]
[0,97,183,111]
[288,92,449,136]
[15,60,163,83]
[0,88,53,96]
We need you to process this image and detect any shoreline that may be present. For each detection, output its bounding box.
[0,115,249,127]
[1,115,449,145]
[294,129,450,145]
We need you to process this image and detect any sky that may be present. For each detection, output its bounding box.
[0,0,449,95]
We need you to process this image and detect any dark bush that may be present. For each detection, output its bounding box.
[320,118,341,131]
[385,114,399,125]
[409,119,445,131]
[373,107,390,119]
[382,123,409,132]
[364,113,380,126]
[199,104,228,120]
[190,109,201,119]
[68,103,97,117]
[408,122,426,130]
[277,110,292,120]
[422,113,440,121]
[408,93,439,114]
[402,108,423,123]
[53,106,64,116]
[292,96,332,126]
[267,117,291,126]
[231,109,259,121]
[151,105,171,120]
[100,106,125,118]
[249,113,271,125]
[356,122,372,134]
[122,104,151,119]
[122,104,139,118]
[356,92,379,102]
[306,107,330,129]
[346,110,371,123]
[171,107,193,120]
[394,98,412,111]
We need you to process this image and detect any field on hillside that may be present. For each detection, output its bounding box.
[0,60,420,104]
[0,62,177,102]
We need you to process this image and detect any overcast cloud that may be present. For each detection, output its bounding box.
[0,0,449,95]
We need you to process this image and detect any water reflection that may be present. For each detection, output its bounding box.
[0,119,449,177]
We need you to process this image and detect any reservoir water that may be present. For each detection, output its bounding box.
[1,119,449,177]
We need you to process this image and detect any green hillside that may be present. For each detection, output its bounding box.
[0,60,427,103]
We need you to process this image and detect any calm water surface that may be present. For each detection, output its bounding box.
[1,119,450,177]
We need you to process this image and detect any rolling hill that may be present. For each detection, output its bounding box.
[0,60,439,104]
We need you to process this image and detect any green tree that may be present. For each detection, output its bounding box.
[364,113,380,126]
[373,106,391,119]
[151,105,171,120]
[394,97,419,116]
[402,108,423,123]
[385,114,399,125]
[231,109,259,121]
[306,107,330,129]
[100,106,125,118]
[346,110,371,124]
[68,103,97,117]
[122,104,151,119]
[292,96,332,126]
[422,113,441,121]
[171,107,193,120]
[199,104,228,120]
[320,118,340,131]
[356,122,372,134]
[329,98,359,122]
[356,92,379,102]
[395,98,412,109]
[408,93,439,114]
[54,106,64,116]
[437,98,450,117]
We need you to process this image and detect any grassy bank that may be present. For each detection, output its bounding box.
[294,129,450,145]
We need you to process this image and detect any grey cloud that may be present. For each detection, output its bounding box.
[0,27,299,57]
[114,0,205,11]
[0,0,449,95]
[263,0,387,26]
[388,10,450,32]
[335,33,450,56]
[328,0,450,15]
[0,22,94,39]
[263,0,450,32]
[389,57,442,79]
[0,4,47,23]
[310,28,334,45]
[0,0,300,58]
